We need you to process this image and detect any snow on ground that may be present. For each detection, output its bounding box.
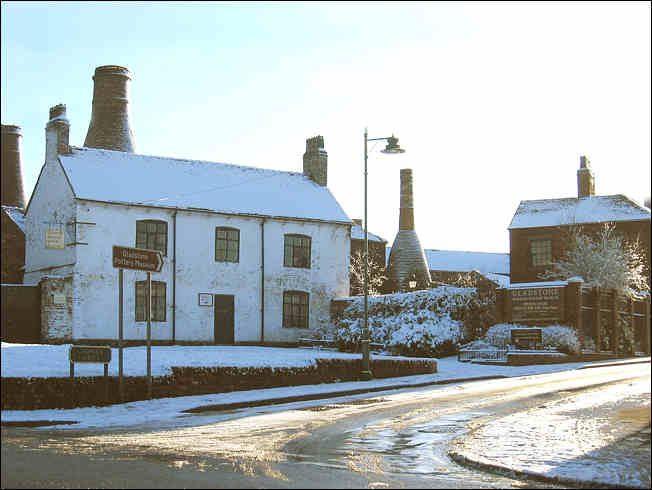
[2,342,644,430]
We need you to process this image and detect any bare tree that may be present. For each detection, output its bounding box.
[539,222,649,298]
[349,249,388,296]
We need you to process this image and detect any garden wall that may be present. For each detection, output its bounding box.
[1,357,436,410]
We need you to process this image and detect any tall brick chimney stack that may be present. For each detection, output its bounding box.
[84,65,136,152]
[386,168,431,292]
[577,155,595,198]
[399,168,415,230]
[1,124,26,209]
[303,135,327,186]
[45,104,71,161]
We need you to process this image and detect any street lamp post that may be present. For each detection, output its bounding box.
[361,128,405,381]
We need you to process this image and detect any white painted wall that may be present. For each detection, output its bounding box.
[68,201,350,343]
[24,157,77,284]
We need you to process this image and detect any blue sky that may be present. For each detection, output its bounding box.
[2,1,650,253]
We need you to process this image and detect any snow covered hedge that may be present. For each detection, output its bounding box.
[334,287,476,358]
[483,323,580,354]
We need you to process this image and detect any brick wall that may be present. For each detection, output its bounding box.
[0,284,40,342]
[1,212,25,284]
[510,220,651,284]
[1,357,437,410]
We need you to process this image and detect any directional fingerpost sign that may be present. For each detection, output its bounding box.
[112,245,163,272]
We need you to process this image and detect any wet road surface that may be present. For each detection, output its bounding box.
[3,363,649,488]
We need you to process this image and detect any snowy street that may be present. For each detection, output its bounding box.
[2,344,650,488]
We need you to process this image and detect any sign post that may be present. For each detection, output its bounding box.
[119,268,124,403]
[112,246,163,402]
[147,271,152,400]
[69,346,112,403]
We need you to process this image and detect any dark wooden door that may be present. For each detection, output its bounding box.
[214,294,235,344]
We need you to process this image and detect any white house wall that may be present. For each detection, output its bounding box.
[72,200,350,343]
[24,158,77,284]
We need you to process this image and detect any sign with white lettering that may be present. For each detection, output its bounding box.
[511,287,562,323]
[45,229,65,249]
[112,245,163,272]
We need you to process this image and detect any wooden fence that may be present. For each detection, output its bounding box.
[496,281,650,355]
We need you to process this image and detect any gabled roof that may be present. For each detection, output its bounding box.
[508,195,650,230]
[2,205,25,233]
[423,249,510,275]
[57,147,351,224]
[351,224,387,243]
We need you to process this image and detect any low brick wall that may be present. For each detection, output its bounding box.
[1,357,436,410]
[507,353,579,366]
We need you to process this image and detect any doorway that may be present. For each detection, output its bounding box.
[214,294,235,344]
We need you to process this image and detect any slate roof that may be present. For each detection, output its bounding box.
[508,195,650,230]
[423,249,510,275]
[2,205,25,233]
[351,224,387,243]
[57,147,351,224]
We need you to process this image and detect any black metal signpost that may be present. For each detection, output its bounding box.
[112,246,163,401]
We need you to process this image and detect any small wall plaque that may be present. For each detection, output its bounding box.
[53,294,66,305]
[198,293,213,307]
[45,229,65,249]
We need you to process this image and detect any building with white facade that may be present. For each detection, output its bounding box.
[23,68,351,345]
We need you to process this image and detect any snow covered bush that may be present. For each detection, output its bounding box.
[483,323,580,354]
[334,286,475,358]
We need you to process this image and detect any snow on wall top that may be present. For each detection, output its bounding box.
[482,271,510,288]
[422,249,510,274]
[58,147,351,224]
[351,224,386,242]
[2,205,25,233]
[508,195,650,230]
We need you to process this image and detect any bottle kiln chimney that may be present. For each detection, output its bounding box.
[1,124,26,209]
[84,65,136,152]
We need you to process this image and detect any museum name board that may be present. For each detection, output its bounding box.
[510,287,563,324]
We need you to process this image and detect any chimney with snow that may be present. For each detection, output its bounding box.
[84,65,136,152]
[385,168,431,292]
[45,104,70,161]
[1,124,26,209]
[577,155,595,198]
[303,135,327,186]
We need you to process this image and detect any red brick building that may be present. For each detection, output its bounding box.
[1,124,27,284]
[508,156,651,285]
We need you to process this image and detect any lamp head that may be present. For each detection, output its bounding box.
[381,135,405,154]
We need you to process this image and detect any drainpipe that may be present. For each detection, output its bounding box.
[261,218,266,343]
[172,210,177,343]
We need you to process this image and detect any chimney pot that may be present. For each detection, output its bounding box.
[1,124,26,209]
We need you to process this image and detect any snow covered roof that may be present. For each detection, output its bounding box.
[508,195,650,230]
[2,205,25,233]
[481,271,510,288]
[351,224,386,242]
[57,147,351,224]
[423,249,510,275]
